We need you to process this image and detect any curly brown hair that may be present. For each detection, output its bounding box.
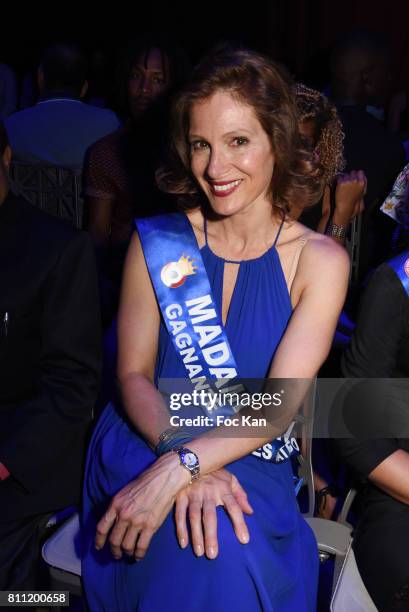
[294,83,345,186]
[157,47,324,216]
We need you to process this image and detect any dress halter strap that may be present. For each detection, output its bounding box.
[204,216,209,246]
[273,213,286,247]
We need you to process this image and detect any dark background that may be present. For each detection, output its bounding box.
[2,0,409,88]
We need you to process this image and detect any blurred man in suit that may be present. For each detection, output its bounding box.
[0,121,101,589]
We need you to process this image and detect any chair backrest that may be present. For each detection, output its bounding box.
[9,161,84,229]
[298,381,357,524]
[297,379,317,517]
[42,512,81,576]
[345,215,362,286]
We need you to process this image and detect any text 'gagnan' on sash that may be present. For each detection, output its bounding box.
[164,293,245,405]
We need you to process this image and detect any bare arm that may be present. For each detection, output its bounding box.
[87,196,114,245]
[315,185,331,235]
[316,173,366,246]
[116,232,175,442]
[369,450,409,505]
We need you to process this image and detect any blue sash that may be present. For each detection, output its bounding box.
[388,251,409,297]
[136,213,299,465]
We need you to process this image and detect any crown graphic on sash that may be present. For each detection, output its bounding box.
[161,255,198,288]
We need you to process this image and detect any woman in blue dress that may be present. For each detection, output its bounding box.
[82,47,349,611]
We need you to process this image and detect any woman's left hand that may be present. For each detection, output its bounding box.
[175,468,253,559]
[334,170,367,225]
[95,453,190,560]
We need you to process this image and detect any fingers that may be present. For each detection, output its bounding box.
[177,470,252,559]
[336,170,366,185]
[175,492,189,548]
[95,506,117,550]
[135,529,154,560]
[230,475,254,515]
[349,170,359,182]
[121,525,141,556]
[203,500,218,559]
[189,499,205,557]
[223,494,250,545]
[99,515,156,561]
[108,519,129,559]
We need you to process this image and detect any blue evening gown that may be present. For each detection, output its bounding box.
[82,217,319,611]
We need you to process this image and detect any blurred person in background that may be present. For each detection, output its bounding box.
[330,32,405,278]
[5,43,119,168]
[0,121,101,590]
[294,84,366,519]
[295,83,366,247]
[337,193,409,610]
[84,35,191,325]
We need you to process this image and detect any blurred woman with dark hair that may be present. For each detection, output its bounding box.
[83,35,191,323]
[294,85,367,519]
[295,84,366,245]
[82,47,349,611]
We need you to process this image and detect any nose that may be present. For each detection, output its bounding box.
[206,146,230,179]
[142,73,152,94]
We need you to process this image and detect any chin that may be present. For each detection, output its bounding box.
[207,195,253,218]
[208,202,241,217]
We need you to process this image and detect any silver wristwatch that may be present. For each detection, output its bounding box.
[172,446,200,481]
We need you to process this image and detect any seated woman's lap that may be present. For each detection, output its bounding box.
[82,404,318,611]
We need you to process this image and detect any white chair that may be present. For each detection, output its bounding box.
[42,512,82,597]
[298,383,354,591]
[9,161,84,229]
[330,542,378,611]
[346,214,362,286]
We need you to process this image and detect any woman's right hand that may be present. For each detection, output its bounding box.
[175,468,253,559]
[95,453,191,560]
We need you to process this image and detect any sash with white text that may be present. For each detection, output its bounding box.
[136,213,299,464]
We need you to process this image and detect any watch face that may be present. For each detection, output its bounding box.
[183,452,197,467]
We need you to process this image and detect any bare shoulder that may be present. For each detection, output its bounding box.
[123,230,151,282]
[300,231,350,273]
[280,220,349,269]
[291,228,350,300]
[126,229,143,260]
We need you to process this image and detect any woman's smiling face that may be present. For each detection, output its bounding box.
[189,90,275,216]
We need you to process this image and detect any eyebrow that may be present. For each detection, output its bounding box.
[133,67,164,75]
[189,128,254,139]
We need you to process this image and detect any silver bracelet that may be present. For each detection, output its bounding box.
[326,221,347,240]
[155,428,192,456]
